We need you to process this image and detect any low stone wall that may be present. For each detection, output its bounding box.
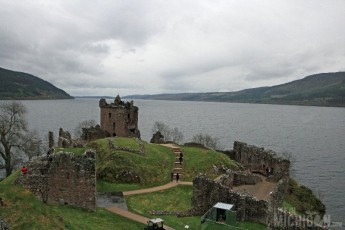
[266,177,289,226]
[214,170,262,188]
[15,152,96,211]
[148,210,194,217]
[108,138,145,156]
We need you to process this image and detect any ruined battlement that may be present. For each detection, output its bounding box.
[188,142,324,228]
[232,141,290,182]
[99,95,140,138]
[15,152,96,211]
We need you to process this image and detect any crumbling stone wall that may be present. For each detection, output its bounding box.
[215,170,262,188]
[269,178,289,213]
[82,124,109,141]
[191,173,292,226]
[48,131,54,149]
[107,138,145,156]
[99,95,140,138]
[58,128,72,148]
[15,152,96,211]
[191,174,269,224]
[233,141,290,182]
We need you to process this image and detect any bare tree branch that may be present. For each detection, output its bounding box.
[0,101,39,177]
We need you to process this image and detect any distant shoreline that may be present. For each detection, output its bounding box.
[122,96,345,108]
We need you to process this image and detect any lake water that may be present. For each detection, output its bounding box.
[2,98,345,224]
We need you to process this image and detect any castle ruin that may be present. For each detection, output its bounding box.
[99,95,140,138]
[15,152,96,211]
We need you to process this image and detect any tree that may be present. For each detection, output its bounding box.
[192,133,222,150]
[74,119,97,138]
[22,130,43,160]
[0,101,42,176]
[171,127,184,144]
[151,121,184,144]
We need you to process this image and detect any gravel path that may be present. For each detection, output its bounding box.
[232,174,277,200]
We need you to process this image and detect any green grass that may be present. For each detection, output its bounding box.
[112,137,141,150]
[126,185,266,230]
[127,185,199,229]
[285,178,325,216]
[201,221,267,230]
[92,139,239,191]
[1,169,20,185]
[181,146,239,181]
[89,138,175,186]
[88,138,174,187]
[282,200,299,215]
[97,179,150,192]
[238,221,267,230]
[0,182,145,230]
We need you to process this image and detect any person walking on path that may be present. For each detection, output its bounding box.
[176,173,180,183]
[179,155,183,164]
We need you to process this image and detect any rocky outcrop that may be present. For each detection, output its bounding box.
[150,131,164,144]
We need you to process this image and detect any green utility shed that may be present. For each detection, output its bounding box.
[201,202,237,229]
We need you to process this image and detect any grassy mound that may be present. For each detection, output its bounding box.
[285,178,326,216]
[181,146,238,181]
[88,137,175,186]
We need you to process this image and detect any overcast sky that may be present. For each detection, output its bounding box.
[1,1,344,96]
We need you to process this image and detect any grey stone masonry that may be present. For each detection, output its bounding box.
[233,141,290,182]
[15,152,96,211]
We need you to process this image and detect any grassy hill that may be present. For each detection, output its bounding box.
[125,72,345,107]
[0,67,73,99]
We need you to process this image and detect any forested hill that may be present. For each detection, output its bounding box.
[0,67,73,100]
[125,72,345,107]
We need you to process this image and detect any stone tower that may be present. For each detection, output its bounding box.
[99,95,140,138]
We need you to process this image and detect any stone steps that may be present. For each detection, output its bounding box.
[171,147,184,181]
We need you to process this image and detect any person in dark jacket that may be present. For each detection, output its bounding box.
[176,173,180,182]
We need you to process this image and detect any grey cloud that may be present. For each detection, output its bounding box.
[0,1,345,96]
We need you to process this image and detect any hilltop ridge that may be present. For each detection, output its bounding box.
[125,72,345,107]
[0,67,73,100]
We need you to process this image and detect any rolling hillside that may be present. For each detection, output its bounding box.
[125,72,345,107]
[0,67,73,99]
